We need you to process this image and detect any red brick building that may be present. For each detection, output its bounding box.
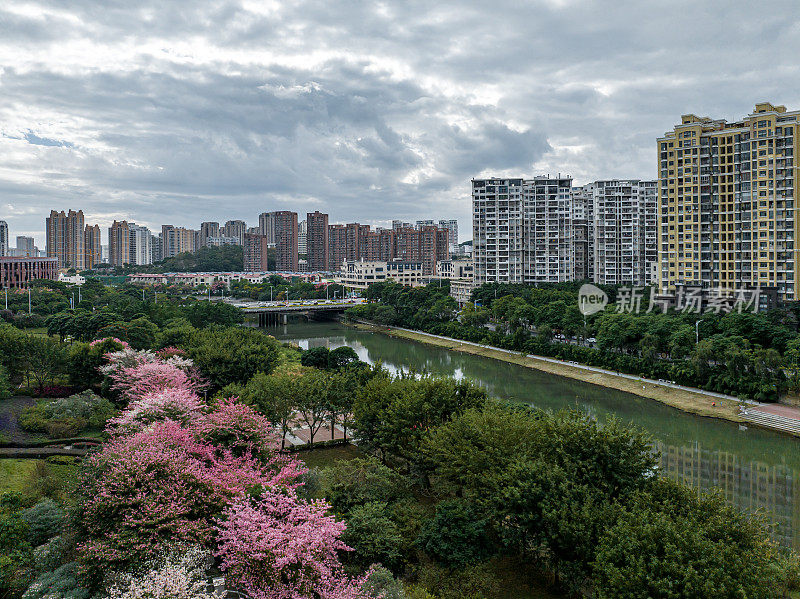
[273,211,299,271]
[0,257,58,288]
[243,233,269,272]
[306,211,329,271]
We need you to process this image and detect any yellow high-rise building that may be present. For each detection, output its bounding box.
[658,102,799,301]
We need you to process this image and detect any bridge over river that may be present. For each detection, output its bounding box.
[229,298,366,326]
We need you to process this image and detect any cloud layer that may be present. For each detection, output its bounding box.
[2,0,800,246]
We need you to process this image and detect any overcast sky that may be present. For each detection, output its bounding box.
[2,0,800,247]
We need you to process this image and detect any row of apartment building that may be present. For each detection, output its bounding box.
[41,208,459,274]
[242,212,454,275]
[472,176,657,286]
[472,103,800,303]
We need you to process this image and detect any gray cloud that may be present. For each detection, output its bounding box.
[1,0,800,246]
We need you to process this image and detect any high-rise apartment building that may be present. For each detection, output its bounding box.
[152,236,163,263]
[570,185,594,281]
[298,220,307,254]
[473,176,575,284]
[46,210,87,269]
[658,103,800,300]
[416,219,435,228]
[582,180,657,286]
[0,221,8,257]
[199,222,219,247]
[258,212,277,244]
[243,233,269,272]
[221,220,247,245]
[438,219,459,251]
[307,211,329,271]
[109,220,131,266]
[273,211,298,271]
[473,176,657,286]
[328,224,347,270]
[16,236,36,258]
[419,225,450,275]
[84,225,102,268]
[129,224,153,265]
[161,225,197,259]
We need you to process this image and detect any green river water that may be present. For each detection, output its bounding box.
[265,320,800,550]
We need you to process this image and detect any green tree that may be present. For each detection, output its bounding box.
[25,336,67,394]
[593,479,784,599]
[322,456,412,514]
[185,327,280,390]
[183,300,243,328]
[415,500,492,569]
[300,346,330,369]
[340,502,404,572]
[328,346,359,369]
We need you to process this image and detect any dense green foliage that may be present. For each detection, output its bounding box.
[229,274,346,301]
[349,281,800,401]
[19,391,116,438]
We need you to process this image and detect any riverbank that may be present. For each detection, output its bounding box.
[349,321,748,424]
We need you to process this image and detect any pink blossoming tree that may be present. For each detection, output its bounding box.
[215,490,374,599]
[105,387,206,435]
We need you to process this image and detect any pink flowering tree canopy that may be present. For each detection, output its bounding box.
[215,490,374,599]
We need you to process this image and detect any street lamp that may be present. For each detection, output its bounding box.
[695,320,701,344]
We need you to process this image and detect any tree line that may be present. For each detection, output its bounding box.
[348,280,800,401]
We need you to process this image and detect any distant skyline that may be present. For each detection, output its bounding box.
[2,0,800,247]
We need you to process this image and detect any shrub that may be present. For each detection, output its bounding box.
[106,546,216,599]
[24,499,65,547]
[21,392,115,436]
[23,461,64,501]
[18,408,49,433]
[361,566,405,599]
[0,365,11,400]
[340,502,404,572]
[45,418,86,439]
[31,535,66,574]
[415,500,492,569]
[21,562,91,599]
[322,457,412,514]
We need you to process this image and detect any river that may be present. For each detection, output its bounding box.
[265,320,800,551]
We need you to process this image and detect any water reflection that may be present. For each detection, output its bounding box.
[266,321,800,550]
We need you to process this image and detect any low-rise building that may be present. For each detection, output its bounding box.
[436,259,473,279]
[337,260,424,290]
[0,256,58,288]
[450,278,475,306]
[58,273,86,285]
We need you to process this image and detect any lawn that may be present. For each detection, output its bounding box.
[0,459,38,494]
[0,457,80,503]
[297,443,362,470]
